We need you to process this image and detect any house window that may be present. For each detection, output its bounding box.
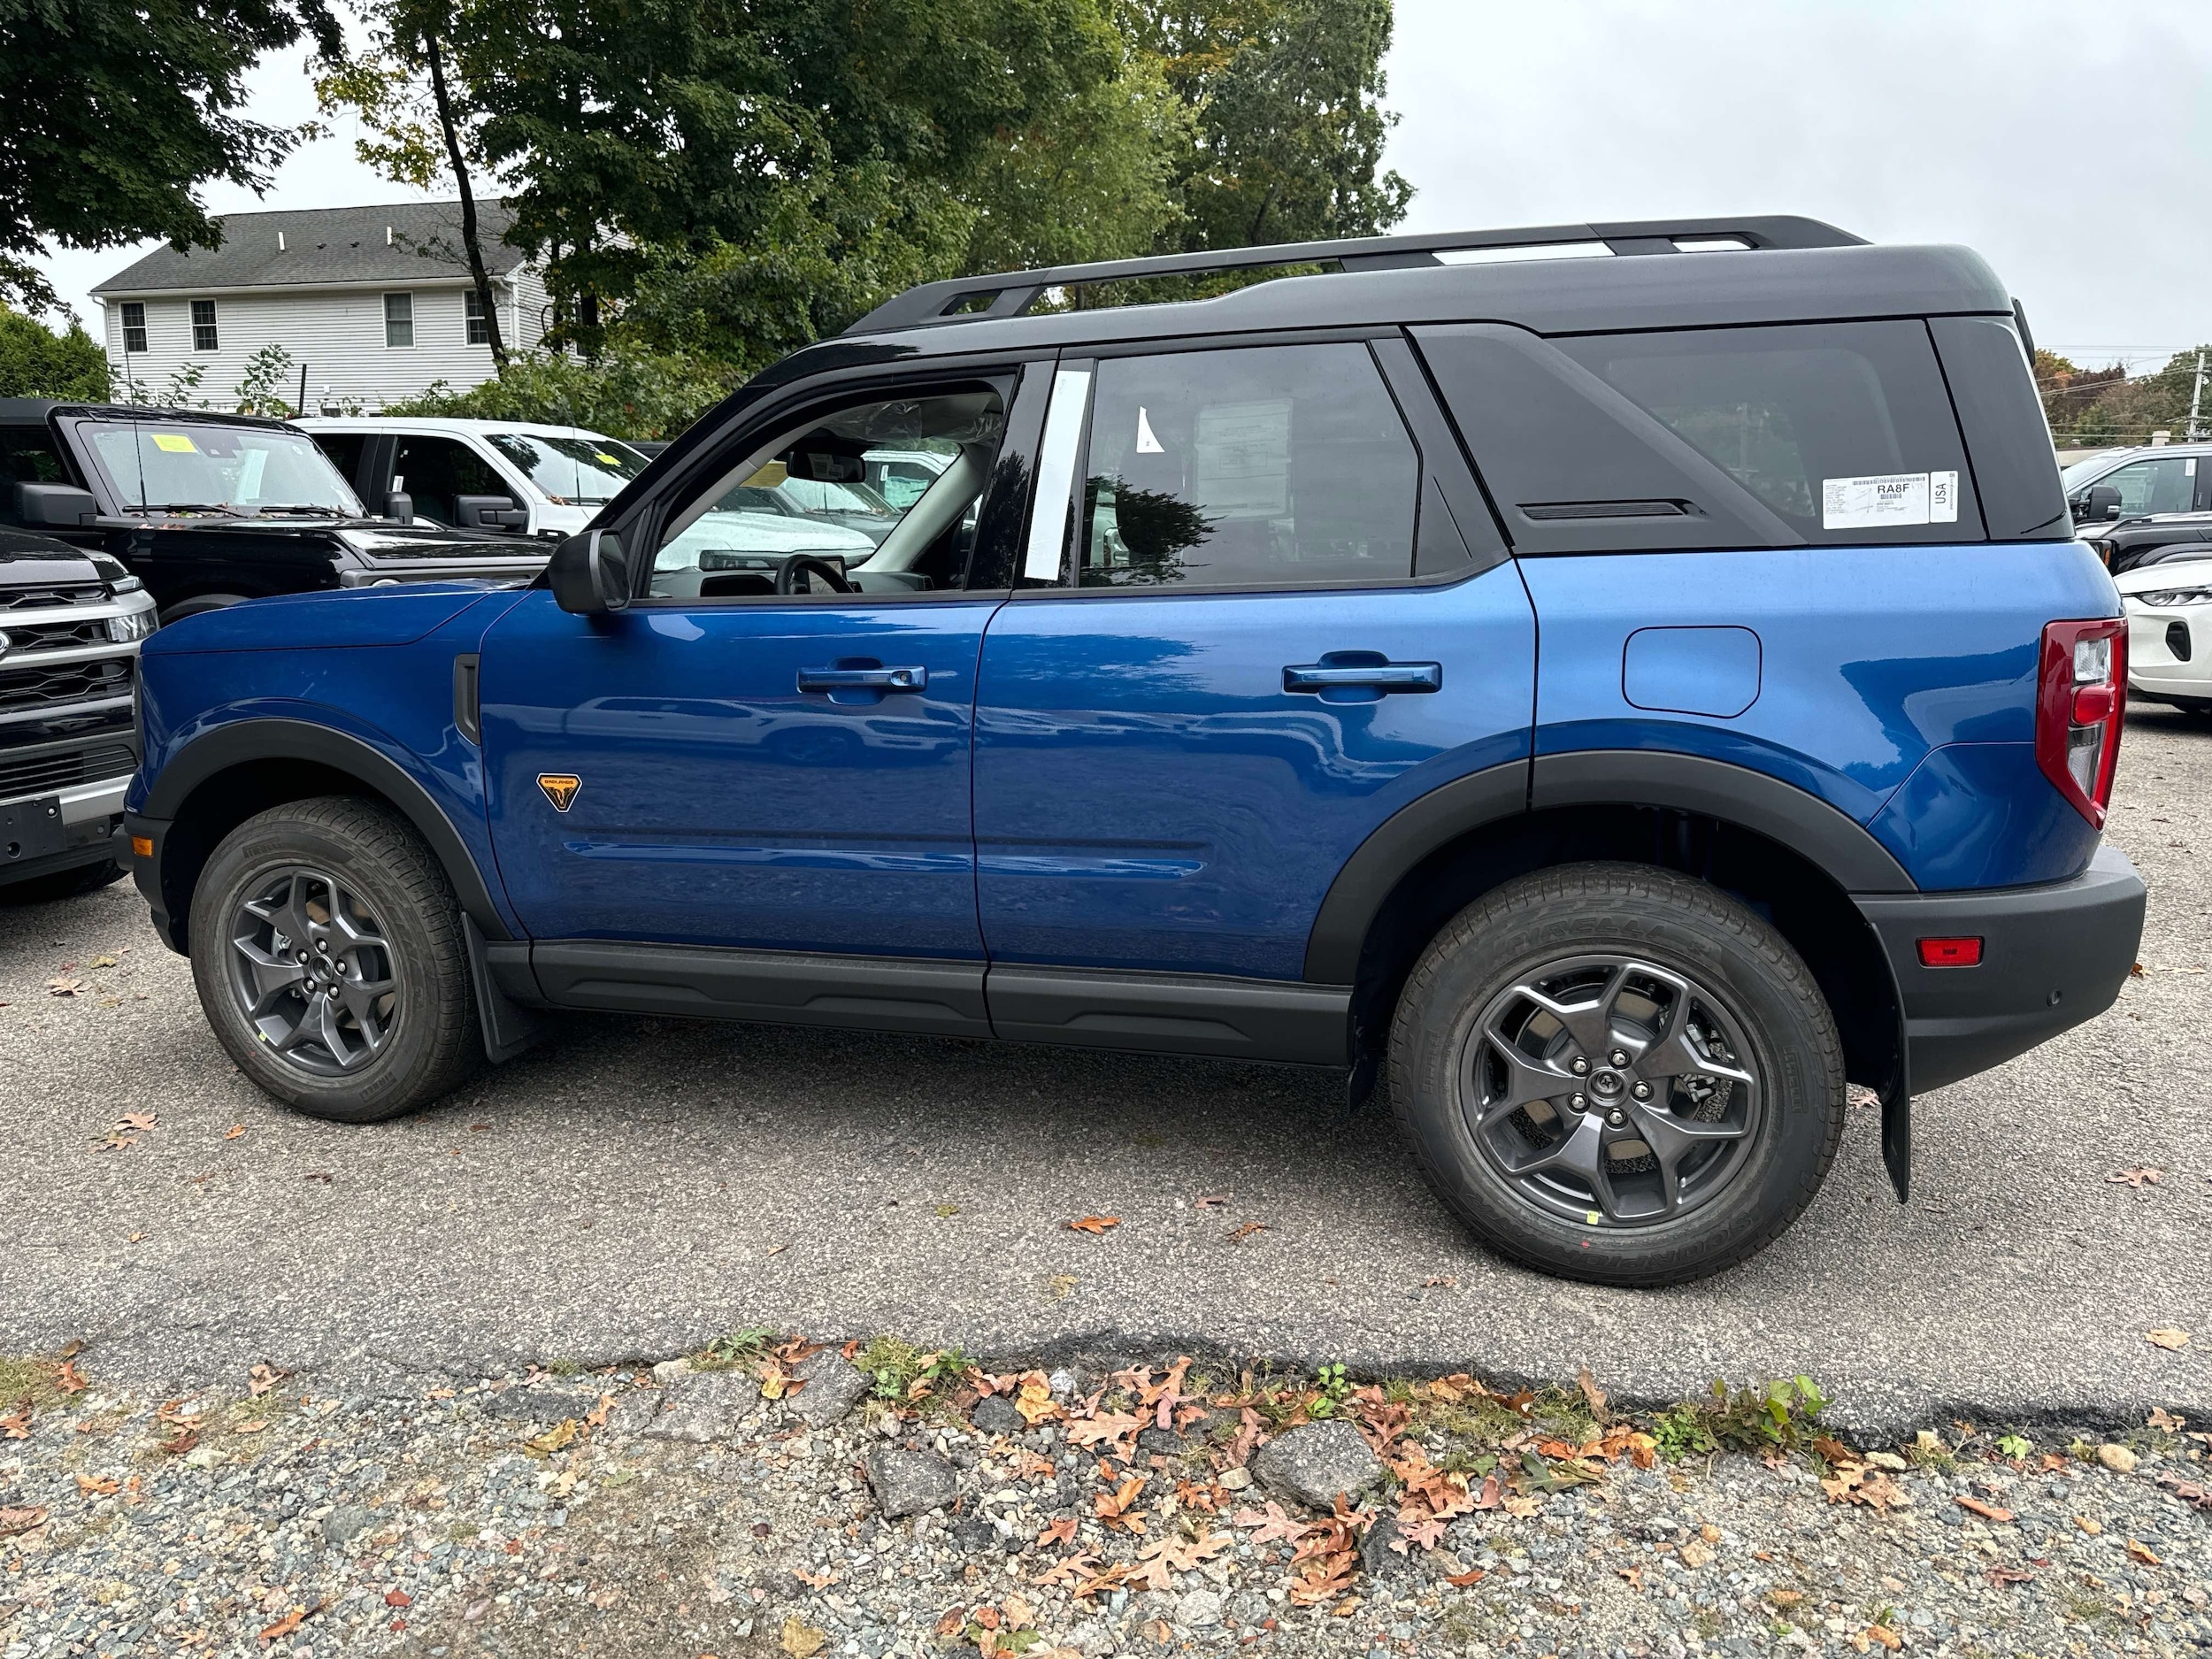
[465,288,490,346]
[120,303,147,355]
[385,292,414,349]
[189,299,218,352]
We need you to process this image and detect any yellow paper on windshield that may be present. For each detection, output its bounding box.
[595,452,620,466]
[151,434,197,453]
[741,461,788,488]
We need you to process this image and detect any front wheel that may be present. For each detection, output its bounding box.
[1389,863,1846,1287]
[189,796,482,1123]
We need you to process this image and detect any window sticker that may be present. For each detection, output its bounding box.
[1192,399,1293,518]
[1135,407,1164,455]
[1822,469,1958,530]
[150,433,197,454]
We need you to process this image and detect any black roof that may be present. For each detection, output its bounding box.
[833,219,2013,357]
[0,399,294,428]
[92,200,526,296]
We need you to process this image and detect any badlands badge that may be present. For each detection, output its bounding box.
[537,773,581,812]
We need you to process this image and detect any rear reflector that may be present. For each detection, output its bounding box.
[2035,618,2127,827]
[1916,936,1983,968]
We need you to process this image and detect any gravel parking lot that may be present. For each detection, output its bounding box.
[1,710,2208,1433]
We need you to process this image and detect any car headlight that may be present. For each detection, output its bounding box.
[2134,588,2212,608]
[107,604,157,641]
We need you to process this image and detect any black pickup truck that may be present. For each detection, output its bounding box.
[0,526,156,899]
[0,401,548,621]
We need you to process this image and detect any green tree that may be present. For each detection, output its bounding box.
[453,0,1129,354]
[0,307,111,398]
[0,0,339,313]
[313,0,508,364]
[382,343,736,440]
[1121,0,1410,251]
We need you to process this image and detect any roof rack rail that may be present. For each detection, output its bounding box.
[842,216,1866,336]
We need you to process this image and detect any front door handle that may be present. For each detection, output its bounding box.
[796,664,928,693]
[1283,658,1442,695]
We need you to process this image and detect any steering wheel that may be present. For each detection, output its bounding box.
[775,554,855,595]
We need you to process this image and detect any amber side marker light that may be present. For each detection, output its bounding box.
[1917,936,1983,968]
[130,836,153,859]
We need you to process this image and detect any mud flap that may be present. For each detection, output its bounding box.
[465,914,547,1064]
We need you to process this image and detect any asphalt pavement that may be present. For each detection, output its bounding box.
[3,710,2208,1436]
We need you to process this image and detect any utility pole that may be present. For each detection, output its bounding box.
[2190,348,2207,441]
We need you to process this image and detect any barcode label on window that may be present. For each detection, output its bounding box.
[1823,470,1958,530]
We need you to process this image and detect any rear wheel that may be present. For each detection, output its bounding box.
[1389,863,1845,1286]
[189,796,481,1122]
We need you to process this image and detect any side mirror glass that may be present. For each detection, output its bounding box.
[13,482,99,527]
[384,490,415,523]
[2084,484,2123,521]
[550,529,631,615]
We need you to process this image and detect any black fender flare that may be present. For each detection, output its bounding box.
[141,717,513,941]
[1303,749,1914,982]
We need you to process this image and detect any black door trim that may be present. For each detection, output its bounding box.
[530,941,993,1039]
[987,963,1349,1064]
[520,940,1350,1064]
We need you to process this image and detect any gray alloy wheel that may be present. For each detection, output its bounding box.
[189,795,482,1122]
[1460,954,1762,1227]
[224,865,401,1075]
[1389,863,1845,1286]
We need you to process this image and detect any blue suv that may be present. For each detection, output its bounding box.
[121,218,2146,1286]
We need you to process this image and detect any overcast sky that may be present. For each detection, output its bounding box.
[34,0,2212,373]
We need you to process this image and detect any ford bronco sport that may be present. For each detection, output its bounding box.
[122,218,2146,1286]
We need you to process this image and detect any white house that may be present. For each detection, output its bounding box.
[90,200,553,412]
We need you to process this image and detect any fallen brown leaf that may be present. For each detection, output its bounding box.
[1956,1496,2014,1524]
[74,1474,118,1495]
[1577,1367,1608,1421]
[257,1601,320,1643]
[223,1125,246,1141]
[2148,1328,2192,1351]
[1985,1565,2033,1586]
[2126,1539,2162,1567]
[1225,1221,1267,1245]
[1065,1216,1120,1234]
[779,1617,826,1658]
[0,1507,48,1538]
[2108,1166,2162,1188]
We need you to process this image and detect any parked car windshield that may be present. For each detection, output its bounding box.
[484,432,649,505]
[84,421,364,514]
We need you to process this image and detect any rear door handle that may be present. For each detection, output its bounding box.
[796,664,928,693]
[1282,659,1441,694]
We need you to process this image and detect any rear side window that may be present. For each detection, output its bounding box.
[1415,320,1985,552]
[311,432,368,493]
[1074,343,1419,589]
[1555,322,1981,546]
[0,426,71,525]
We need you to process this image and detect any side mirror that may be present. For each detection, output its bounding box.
[2084,484,2123,522]
[549,529,631,615]
[384,490,415,523]
[13,482,99,527]
[457,494,528,533]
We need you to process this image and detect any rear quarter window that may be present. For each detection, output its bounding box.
[1415,320,1986,552]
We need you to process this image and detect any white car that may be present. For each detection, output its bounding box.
[297,416,880,566]
[2117,554,2212,716]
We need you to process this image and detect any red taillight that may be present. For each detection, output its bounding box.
[1916,936,1983,968]
[2036,618,2127,827]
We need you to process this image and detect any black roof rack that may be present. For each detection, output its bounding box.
[842,216,1867,336]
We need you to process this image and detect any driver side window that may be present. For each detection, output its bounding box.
[649,387,1005,601]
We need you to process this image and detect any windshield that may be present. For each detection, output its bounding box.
[86,421,364,513]
[484,432,648,505]
[2060,455,2124,491]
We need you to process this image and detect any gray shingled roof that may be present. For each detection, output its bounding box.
[92,199,526,295]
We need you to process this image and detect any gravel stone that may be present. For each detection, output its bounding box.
[321,1503,374,1549]
[1176,1587,1224,1628]
[1251,1419,1385,1509]
[642,1367,759,1443]
[789,1349,869,1426]
[864,1447,959,1517]
[971,1394,1023,1436]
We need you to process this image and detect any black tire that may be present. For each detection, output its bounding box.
[1389,863,1846,1287]
[189,795,481,1123]
[0,857,127,903]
